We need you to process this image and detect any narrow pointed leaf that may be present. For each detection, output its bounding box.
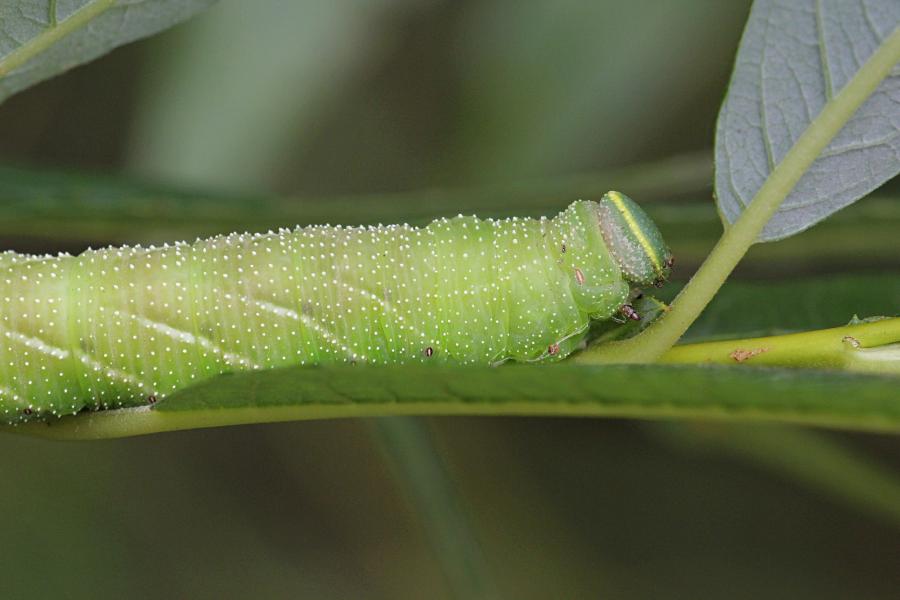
[7,364,900,439]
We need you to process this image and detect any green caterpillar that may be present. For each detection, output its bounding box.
[0,191,671,423]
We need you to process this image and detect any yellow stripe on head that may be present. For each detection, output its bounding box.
[605,191,664,277]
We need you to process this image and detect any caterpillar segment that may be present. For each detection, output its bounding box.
[0,193,672,423]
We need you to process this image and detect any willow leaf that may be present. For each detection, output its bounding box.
[0,0,215,103]
[6,364,899,439]
[716,0,900,241]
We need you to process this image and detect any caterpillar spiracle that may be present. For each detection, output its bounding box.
[0,191,672,423]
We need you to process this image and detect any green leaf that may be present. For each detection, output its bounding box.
[716,1,900,241]
[0,0,215,104]
[8,364,900,439]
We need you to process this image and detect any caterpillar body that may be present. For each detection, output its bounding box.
[0,192,671,423]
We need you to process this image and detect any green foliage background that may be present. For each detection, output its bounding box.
[0,1,898,598]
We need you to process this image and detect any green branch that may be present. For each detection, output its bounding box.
[579,24,900,364]
[659,317,900,375]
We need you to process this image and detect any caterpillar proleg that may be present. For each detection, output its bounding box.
[0,191,672,423]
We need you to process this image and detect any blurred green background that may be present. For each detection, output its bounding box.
[1,1,899,598]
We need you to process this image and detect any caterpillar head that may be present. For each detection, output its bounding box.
[596,191,673,288]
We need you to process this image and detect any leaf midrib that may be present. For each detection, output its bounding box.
[0,0,117,78]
